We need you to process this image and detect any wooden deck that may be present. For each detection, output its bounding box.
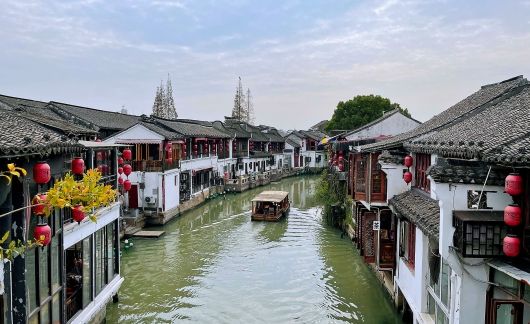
[132,230,165,238]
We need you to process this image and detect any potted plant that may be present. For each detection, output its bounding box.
[0,163,27,205]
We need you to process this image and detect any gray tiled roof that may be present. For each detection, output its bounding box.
[49,101,140,131]
[427,158,508,185]
[0,95,96,135]
[483,135,530,166]
[259,127,285,142]
[285,138,301,148]
[344,109,420,138]
[389,190,440,240]
[0,111,80,157]
[155,118,229,138]
[217,120,251,138]
[406,84,530,162]
[139,122,185,140]
[362,76,528,152]
[19,112,98,136]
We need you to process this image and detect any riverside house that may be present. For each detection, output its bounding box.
[343,75,530,324]
[0,108,122,324]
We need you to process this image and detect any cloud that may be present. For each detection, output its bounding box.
[0,0,529,129]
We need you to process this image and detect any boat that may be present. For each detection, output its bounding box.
[251,190,290,221]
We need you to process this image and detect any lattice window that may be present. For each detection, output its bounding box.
[414,153,431,192]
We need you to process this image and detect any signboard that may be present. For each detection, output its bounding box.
[372,221,380,231]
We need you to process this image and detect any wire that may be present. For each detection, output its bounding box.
[476,166,492,210]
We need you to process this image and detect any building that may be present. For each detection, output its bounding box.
[0,110,123,324]
[346,75,530,323]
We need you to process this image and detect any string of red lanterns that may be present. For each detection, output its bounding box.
[403,155,413,184]
[503,173,524,257]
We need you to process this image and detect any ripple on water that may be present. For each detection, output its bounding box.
[107,176,401,323]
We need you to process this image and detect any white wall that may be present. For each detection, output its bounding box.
[346,113,420,141]
[380,161,409,201]
[103,124,164,143]
[431,180,512,324]
[163,169,180,211]
[395,224,429,323]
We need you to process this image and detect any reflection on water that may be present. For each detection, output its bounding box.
[107,176,401,323]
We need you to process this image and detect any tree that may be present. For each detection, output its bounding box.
[325,95,411,132]
[165,74,177,119]
[246,88,255,125]
[231,77,247,122]
[152,75,178,120]
[152,83,165,118]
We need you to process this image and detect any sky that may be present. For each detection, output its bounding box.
[1,0,529,130]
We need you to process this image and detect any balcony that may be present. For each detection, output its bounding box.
[131,159,180,172]
[453,210,507,258]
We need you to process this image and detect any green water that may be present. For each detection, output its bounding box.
[106,176,401,323]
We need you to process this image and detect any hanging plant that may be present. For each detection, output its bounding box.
[0,163,27,205]
[0,230,38,260]
[42,169,118,222]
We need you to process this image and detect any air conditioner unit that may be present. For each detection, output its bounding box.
[144,196,157,205]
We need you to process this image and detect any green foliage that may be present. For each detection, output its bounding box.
[325,95,411,132]
[0,231,38,261]
[43,169,117,221]
[314,170,350,227]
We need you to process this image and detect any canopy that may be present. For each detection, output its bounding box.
[252,191,289,203]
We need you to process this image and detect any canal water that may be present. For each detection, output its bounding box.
[107,175,401,323]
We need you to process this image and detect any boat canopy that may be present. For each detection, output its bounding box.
[251,191,289,203]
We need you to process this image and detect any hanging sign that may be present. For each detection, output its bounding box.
[373,221,380,231]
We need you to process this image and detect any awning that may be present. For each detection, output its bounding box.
[488,259,530,285]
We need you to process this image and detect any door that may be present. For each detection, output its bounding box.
[361,211,376,263]
[128,184,138,208]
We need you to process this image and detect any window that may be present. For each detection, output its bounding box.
[428,258,451,324]
[400,221,416,269]
[27,208,63,324]
[414,153,431,192]
[453,211,506,257]
[371,154,386,202]
[467,190,494,209]
[355,155,367,194]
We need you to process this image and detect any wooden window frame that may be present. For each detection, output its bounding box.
[400,220,416,270]
[414,153,431,192]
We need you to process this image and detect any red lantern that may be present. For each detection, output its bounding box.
[97,165,103,174]
[122,148,132,161]
[505,173,523,196]
[403,171,413,184]
[118,157,124,165]
[123,164,132,176]
[32,193,47,216]
[118,176,124,185]
[72,205,85,223]
[34,223,51,246]
[503,235,521,257]
[33,161,51,184]
[404,155,413,168]
[123,179,132,191]
[338,155,344,162]
[504,204,522,227]
[118,167,123,175]
[71,157,85,175]
[96,151,103,161]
